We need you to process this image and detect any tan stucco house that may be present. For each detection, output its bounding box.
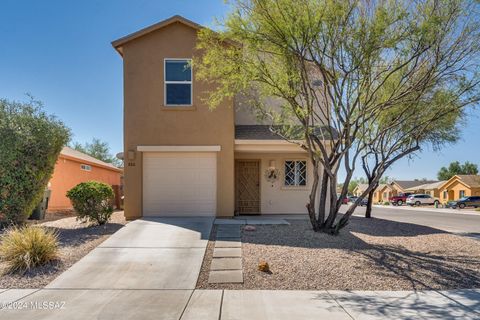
[438,175,480,203]
[113,16,327,219]
[405,181,445,198]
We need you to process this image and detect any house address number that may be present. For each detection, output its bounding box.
[128,162,136,167]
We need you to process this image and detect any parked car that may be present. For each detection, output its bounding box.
[389,193,413,206]
[446,196,480,209]
[359,197,369,206]
[348,196,359,203]
[406,194,440,206]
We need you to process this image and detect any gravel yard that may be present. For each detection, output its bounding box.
[196,216,480,290]
[0,211,127,288]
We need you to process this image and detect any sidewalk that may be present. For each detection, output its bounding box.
[0,288,478,319]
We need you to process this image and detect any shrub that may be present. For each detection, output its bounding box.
[0,98,70,223]
[383,201,391,206]
[67,181,114,225]
[0,226,58,274]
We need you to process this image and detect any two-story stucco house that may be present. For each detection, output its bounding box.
[113,15,324,219]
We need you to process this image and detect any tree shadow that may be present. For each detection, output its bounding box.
[317,290,479,319]
[240,217,480,289]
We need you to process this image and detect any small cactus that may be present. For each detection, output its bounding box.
[258,261,270,272]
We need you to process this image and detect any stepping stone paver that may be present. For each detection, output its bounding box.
[214,219,246,225]
[208,270,243,284]
[215,239,241,248]
[210,258,242,271]
[213,247,242,258]
[216,229,241,238]
[207,225,244,283]
[246,219,290,225]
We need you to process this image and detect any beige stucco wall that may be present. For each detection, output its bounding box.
[235,152,314,214]
[121,22,235,219]
[439,181,480,202]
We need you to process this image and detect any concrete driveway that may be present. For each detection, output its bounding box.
[46,217,213,289]
[0,217,213,319]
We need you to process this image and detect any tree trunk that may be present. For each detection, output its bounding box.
[365,188,375,218]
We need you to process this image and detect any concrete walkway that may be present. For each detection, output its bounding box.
[1,217,479,319]
[0,288,479,319]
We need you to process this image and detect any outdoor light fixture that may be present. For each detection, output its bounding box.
[269,160,276,169]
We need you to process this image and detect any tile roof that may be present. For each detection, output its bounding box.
[457,175,480,188]
[60,147,121,172]
[235,125,339,140]
[393,180,438,190]
[405,181,446,191]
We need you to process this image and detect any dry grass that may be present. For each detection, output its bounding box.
[0,226,58,274]
[197,216,480,290]
[0,211,127,288]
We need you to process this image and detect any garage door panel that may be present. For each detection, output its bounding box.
[143,152,217,217]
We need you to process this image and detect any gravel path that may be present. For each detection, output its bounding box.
[0,211,127,288]
[196,216,480,290]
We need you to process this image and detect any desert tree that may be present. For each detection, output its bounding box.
[195,0,480,233]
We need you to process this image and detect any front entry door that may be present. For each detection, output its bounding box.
[235,160,260,214]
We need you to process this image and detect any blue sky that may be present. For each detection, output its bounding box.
[1,0,478,180]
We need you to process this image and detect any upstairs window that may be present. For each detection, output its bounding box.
[80,164,91,171]
[284,160,307,186]
[164,59,192,106]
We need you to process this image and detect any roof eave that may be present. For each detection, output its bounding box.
[111,15,202,56]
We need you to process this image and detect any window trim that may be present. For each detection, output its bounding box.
[283,159,307,187]
[164,58,193,107]
[80,164,92,171]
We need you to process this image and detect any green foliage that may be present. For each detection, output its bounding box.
[66,181,114,225]
[71,138,121,167]
[383,201,391,206]
[0,98,70,224]
[195,0,480,233]
[0,226,58,274]
[437,161,479,180]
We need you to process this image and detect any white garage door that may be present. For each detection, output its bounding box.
[142,152,217,216]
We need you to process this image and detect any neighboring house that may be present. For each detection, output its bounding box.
[438,175,480,203]
[352,184,368,197]
[48,147,122,211]
[389,180,438,197]
[112,15,332,219]
[405,181,446,198]
[374,184,393,203]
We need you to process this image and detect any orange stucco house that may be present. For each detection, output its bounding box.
[47,147,123,211]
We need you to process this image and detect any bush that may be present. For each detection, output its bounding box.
[383,201,391,206]
[67,181,114,225]
[0,226,58,274]
[0,98,70,223]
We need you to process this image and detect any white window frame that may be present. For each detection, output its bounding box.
[80,164,92,171]
[284,160,307,187]
[164,58,193,107]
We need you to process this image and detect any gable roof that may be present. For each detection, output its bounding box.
[60,147,122,172]
[112,15,203,56]
[392,180,438,190]
[353,184,369,193]
[376,183,392,191]
[456,175,480,188]
[405,181,446,191]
